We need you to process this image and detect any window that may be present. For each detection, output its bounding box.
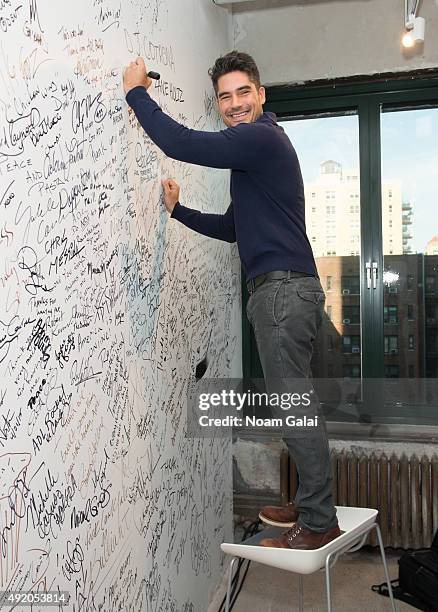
[327,305,332,320]
[342,336,360,353]
[327,335,333,350]
[426,332,438,355]
[384,305,398,324]
[326,276,332,291]
[426,307,436,324]
[385,365,399,378]
[384,335,398,354]
[262,73,438,425]
[384,281,399,294]
[342,276,360,294]
[343,365,361,378]
[383,104,438,386]
[426,276,436,294]
[343,305,360,324]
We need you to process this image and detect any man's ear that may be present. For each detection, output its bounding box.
[259,86,266,105]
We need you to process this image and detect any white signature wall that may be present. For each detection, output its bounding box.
[0,1,239,610]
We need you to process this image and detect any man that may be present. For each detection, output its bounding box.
[123,51,340,549]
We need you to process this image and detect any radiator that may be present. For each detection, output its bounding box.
[280,449,438,549]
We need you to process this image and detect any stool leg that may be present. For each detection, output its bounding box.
[373,523,397,612]
[324,552,333,612]
[298,575,304,612]
[225,557,238,612]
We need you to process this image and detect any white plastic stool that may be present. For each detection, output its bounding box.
[221,506,397,611]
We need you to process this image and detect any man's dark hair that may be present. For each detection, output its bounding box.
[208,51,261,95]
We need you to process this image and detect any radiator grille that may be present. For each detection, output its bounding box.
[281,449,438,549]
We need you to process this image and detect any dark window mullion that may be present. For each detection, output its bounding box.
[358,98,384,382]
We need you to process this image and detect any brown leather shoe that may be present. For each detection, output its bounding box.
[259,501,299,527]
[260,523,342,550]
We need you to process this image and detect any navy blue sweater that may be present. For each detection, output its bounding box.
[125,86,317,281]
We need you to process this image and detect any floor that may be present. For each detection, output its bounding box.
[208,547,417,611]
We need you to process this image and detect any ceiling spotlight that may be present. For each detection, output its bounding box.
[402,31,415,48]
[402,1,425,48]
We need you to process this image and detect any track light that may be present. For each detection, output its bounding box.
[402,31,415,48]
[402,1,425,48]
[412,16,425,43]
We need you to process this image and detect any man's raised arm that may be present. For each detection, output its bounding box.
[123,58,270,170]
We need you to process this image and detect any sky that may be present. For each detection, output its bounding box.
[282,109,438,254]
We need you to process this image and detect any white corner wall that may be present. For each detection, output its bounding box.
[0,1,236,611]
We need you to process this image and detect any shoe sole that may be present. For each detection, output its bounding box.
[258,512,297,528]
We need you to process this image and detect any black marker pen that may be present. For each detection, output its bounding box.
[147,71,160,80]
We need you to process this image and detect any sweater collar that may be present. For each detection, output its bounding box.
[256,111,277,125]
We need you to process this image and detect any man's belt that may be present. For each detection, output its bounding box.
[246,270,315,294]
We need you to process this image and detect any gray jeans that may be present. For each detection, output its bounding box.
[246,273,338,532]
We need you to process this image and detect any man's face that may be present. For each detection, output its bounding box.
[216,70,266,128]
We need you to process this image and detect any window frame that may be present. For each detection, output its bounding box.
[242,71,438,432]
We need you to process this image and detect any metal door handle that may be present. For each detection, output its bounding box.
[366,262,371,289]
[372,262,378,289]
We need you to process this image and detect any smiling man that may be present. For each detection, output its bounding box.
[216,68,265,126]
[123,51,340,550]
